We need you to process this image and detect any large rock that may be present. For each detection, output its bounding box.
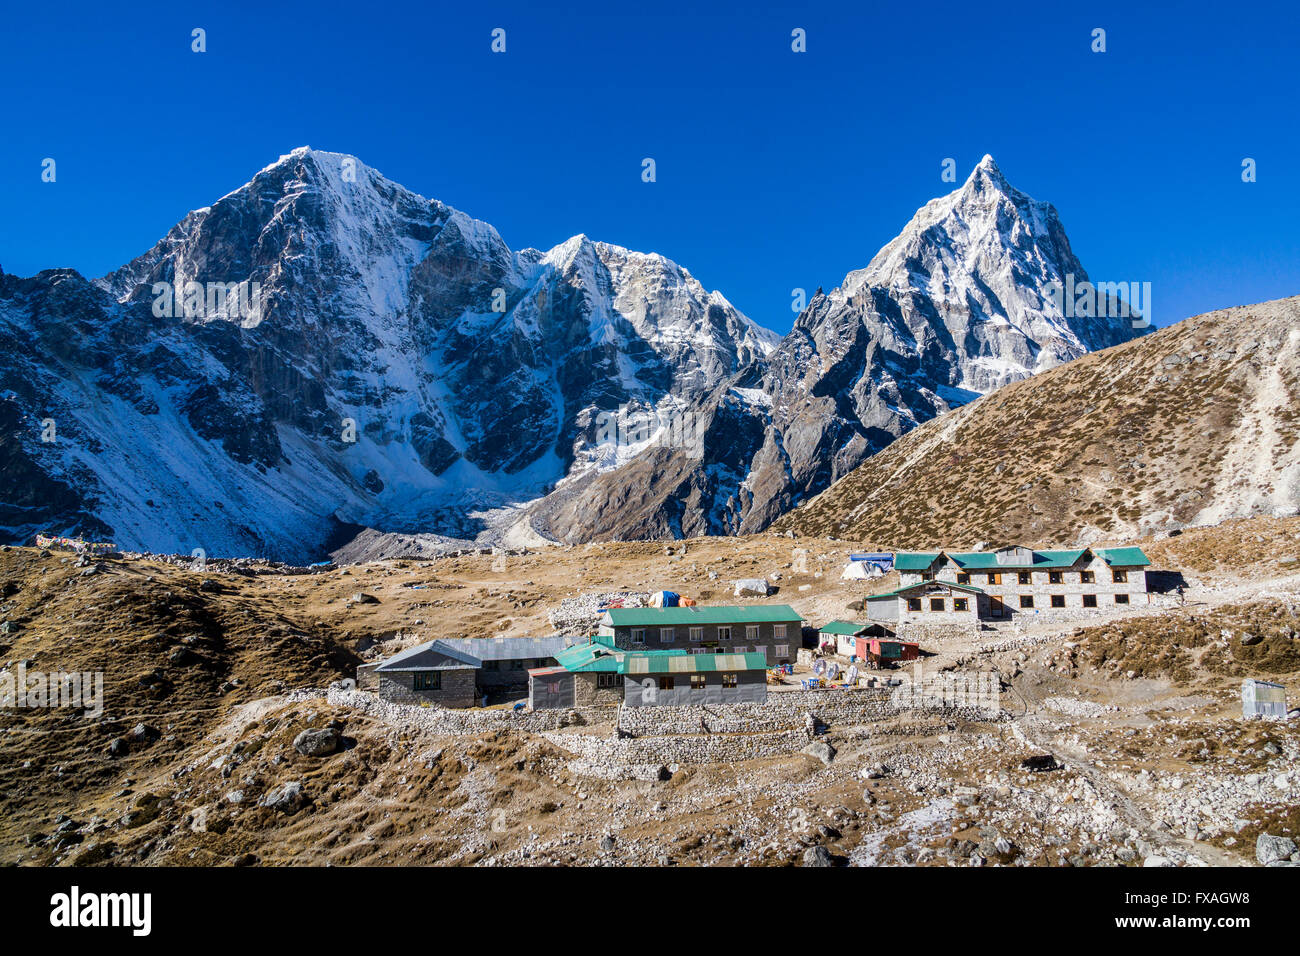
[733,578,771,597]
[259,781,307,815]
[293,728,340,757]
[802,741,836,766]
[802,846,834,867]
[1256,833,1298,865]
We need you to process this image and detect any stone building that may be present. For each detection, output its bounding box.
[360,635,571,706]
[596,605,801,665]
[529,635,769,709]
[868,546,1151,624]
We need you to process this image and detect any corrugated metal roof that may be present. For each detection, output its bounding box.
[437,635,571,661]
[622,652,768,674]
[898,546,1150,571]
[374,639,480,672]
[865,580,985,600]
[603,605,800,627]
[947,549,1088,570]
[894,552,941,571]
[554,642,625,673]
[818,620,864,636]
[1095,546,1151,567]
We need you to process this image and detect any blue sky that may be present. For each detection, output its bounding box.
[2,0,1296,332]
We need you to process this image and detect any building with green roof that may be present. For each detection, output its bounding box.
[596,603,801,666]
[872,545,1152,624]
[531,632,770,709]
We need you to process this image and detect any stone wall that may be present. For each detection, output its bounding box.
[574,673,623,707]
[377,670,477,709]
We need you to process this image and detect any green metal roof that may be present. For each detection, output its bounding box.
[1095,546,1151,567]
[896,546,1151,570]
[554,642,624,673]
[865,580,985,601]
[553,640,768,675]
[621,651,768,675]
[946,549,1088,570]
[603,604,800,627]
[818,620,864,636]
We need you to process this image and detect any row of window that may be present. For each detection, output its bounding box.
[907,593,1132,612]
[629,625,788,644]
[599,673,743,690]
[936,569,1129,585]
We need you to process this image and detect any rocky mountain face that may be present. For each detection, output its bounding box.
[525,156,1149,542]
[0,148,775,560]
[771,296,1300,547]
[1,150,1149,559]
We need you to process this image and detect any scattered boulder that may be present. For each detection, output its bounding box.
[167,646,196,666]
[1256,833,1297,865]
[293,727,340,757]
[259,781,307,815]
[802,845,834,867]
[107,737,128,758]
[351,592,380,605]
[802,741,836,766]
[733,578,771,597]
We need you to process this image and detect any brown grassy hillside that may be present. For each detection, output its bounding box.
[773,296,1300,548]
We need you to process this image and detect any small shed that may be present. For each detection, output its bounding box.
[855,636,920,668]
[529,667,575,710]
[1242,678,1287,719]
[818,620,864,656]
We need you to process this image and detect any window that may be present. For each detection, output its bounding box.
[953,598,968,612]
[1083,594,1097,608]
[907,597,922,612]
[1112,570,1128,583]
[1051,595,1065,608]
[690,646,708,654]
[987,572,1002,585]
[773,624,787,639]
[1115,594,1130,605]
[956,572,971,585]
[658,676,674,690]
[930,598,945,612]
[413,672,441,691]
[1018,571,1032,585]
[689,626,703,642]
[1020,595,1034,609]
[1048,571,1062,585]
[746,625,759,641]
[717,626,731,641]
[659,627,673,643]
[631,628,645,644]
[690,674,706,690]
[722,673,738,689]
[1080,570,1095,584]
[775,645,789,657]
[597,673,620,688]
